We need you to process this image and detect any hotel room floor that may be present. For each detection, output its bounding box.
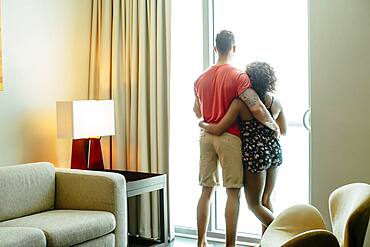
[169,237,225,246]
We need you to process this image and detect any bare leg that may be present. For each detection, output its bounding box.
[197,186,214,247]
[244,168,274,235]
[261,167,279,234]
[225,188,241,247]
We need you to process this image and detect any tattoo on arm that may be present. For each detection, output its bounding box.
[239,88,280,133]
[240,89,258,108]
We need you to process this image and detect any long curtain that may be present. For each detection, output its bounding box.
[88,0,170,240]
[0,2,3,91]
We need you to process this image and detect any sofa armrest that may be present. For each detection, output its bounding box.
[55,168,127,247]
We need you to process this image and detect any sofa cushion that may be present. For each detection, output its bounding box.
[0,226,46,247]
[0,162,55,221]
[73,233,115,247]
[0,210,116,247]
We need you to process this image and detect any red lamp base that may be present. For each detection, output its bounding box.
[71,138,104,170]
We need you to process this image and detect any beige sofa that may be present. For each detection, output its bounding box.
[0,162,127,247]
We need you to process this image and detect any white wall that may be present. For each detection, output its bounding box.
[0,0,91,167]
[310,0,370,244]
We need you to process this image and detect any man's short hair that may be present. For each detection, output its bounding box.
[215,30,235,55]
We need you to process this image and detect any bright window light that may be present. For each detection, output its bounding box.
[171,0,309,238]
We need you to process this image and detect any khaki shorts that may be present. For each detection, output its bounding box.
[199,131,243,188]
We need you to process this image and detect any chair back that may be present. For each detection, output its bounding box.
[329,183,370,247]
[282,229,339,247]
[261,204,328,247]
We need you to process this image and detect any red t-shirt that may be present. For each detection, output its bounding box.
[194,64,251,136]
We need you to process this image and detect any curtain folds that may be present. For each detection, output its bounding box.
[88,0,170,239]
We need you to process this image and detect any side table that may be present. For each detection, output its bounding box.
[108,170,168,247]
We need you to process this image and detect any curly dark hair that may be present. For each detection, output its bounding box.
[246,62,277,100]
[215,30,235,55]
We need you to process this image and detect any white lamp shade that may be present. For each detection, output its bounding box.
[57,100,115,139]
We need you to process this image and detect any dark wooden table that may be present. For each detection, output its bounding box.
[108,170,168,247]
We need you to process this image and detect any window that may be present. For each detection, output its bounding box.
[171,0,309,241]
[213,0,309,235]
[170,0,203,229]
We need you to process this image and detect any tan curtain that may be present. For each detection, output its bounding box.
[88,0,170,239]
[0,1,3,91]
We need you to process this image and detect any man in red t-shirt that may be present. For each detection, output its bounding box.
[194,30,280,247]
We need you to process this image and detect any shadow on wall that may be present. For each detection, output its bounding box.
[21,112,57,164]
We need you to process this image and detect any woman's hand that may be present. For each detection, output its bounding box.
[199,121,206,129]
[198,121,222,136]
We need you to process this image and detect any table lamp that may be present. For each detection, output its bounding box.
[56,100,115,170]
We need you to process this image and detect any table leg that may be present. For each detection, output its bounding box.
[159,185,168,245]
